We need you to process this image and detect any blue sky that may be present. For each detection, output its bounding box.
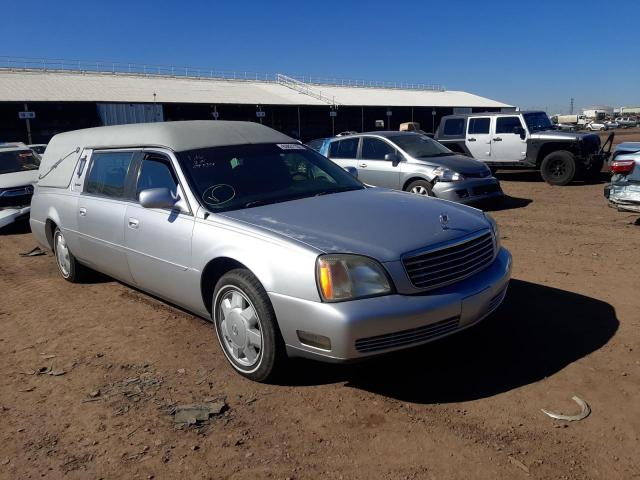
[3,0,639,113]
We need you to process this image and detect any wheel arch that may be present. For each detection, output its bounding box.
[536,143,577,166]
[402,175,433,191]
[200,257,249,314]
[44,209,63,249]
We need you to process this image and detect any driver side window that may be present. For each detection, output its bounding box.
[136,154,178,199]
[361,138,397,160]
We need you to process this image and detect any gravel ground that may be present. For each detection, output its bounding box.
[1,135,639,479]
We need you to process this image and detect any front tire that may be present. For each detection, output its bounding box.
[405,179,434,196]
[540,151,577,186]
[212,269,286,382]
[53,227,90,282]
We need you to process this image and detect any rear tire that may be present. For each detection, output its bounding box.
[540,151,577,186]
[212,269,286,382]
[53,227,90,283]
[405,179,434,196]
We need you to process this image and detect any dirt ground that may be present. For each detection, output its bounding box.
[1,131,639,479]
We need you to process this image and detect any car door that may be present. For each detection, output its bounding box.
[76,149,135,283]
[123,150,195,300]
[466,117,492,161]
[358,136,402,188]
[327,137,360,172]
[491,116,527,161]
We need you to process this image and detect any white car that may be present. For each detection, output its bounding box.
[0,145,40,228]
[587,122,608,131]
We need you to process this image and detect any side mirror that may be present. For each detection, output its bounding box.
[139,187,178,209]
[344,166,358,179]
[514,126,526,140]
[385,152,402,166]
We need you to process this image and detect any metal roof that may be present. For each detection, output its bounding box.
[0,70,511,108]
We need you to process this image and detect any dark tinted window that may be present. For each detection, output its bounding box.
[177,144,363,212]
[468,117,490,134]
[0,149,40,174]
[85,151,135,198]
[361,138,396,160]
[443,118,465,136]
[387,134,453,158]
[305,138,326,152]
[136,156,178,197]
[496,116,523,134]
[328,138,359,159]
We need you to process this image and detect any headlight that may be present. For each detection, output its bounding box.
[316,254,392,302]
[484,213,501,250]
[433,166,465,181]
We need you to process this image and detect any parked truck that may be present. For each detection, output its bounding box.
[551,114,588,129]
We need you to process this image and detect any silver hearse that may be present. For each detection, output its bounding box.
[30,121,511,382]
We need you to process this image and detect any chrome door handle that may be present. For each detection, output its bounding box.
[128,218,139,229]
[468,137,476,142]
[493,137,502,141]
[358,163,367,168]
[79,207,87,216]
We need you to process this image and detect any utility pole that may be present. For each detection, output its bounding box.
[570,97,574,115]
[24,103,32,144]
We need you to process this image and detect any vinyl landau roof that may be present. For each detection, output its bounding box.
[37,121,295,188]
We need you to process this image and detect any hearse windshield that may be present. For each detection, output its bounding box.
[387,134,454,158]
[523,112,553,132]
[0,149,41,174]
[178,143,364,212]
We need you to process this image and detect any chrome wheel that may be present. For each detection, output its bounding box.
[410,185,429,195]
[54,230,71,278]
[216,288,262,368]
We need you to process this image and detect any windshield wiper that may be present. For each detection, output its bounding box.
[314,186,362,196]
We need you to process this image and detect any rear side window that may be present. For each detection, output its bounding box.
[496,116,523,134]
[136,155,178,197]
[328,138,359,159]
[443,118,465,136]
[468,118,490,134]
[85,151,135,198]
[361,138,396,160]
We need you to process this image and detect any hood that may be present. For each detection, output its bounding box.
[0,170,39,189]
[409,154,490,175]
[221,188,490,262]
[529,130,595,142]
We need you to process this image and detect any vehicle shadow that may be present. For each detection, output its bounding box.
[477,195,532,212]
[496,170,609,185]
[280,279,619,403]
[0,217,31,235]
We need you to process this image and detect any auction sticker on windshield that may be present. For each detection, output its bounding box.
[277,144,306,150]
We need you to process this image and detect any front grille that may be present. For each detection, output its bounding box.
[355,316,460,353]
[465,170,491,179]
[0,186,33,208]
[402,231,495,290]
[472,183,501,196]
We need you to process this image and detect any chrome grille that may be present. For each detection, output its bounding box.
[403,231,495,290]
[355,317,460,353]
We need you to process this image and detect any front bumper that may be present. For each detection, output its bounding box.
[0,206,30,229]
[270,248,512,362]
[432,177,503,204]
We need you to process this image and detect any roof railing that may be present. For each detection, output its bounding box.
[0,55,445,92]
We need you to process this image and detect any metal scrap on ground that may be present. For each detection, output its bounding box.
[170,399,227,426]
[19,246,47,257]
[542,396,591,421]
